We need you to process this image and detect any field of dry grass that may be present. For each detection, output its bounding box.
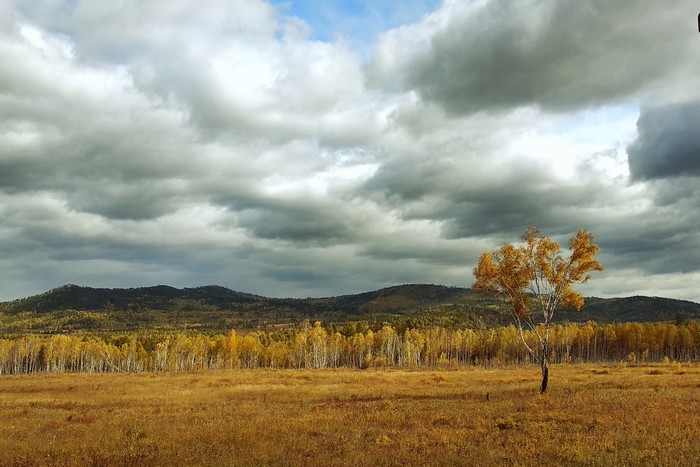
[1,364,699,466]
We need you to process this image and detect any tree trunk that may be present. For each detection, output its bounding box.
[540,360,549,394]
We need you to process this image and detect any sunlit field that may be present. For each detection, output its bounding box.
[1,364,699,466]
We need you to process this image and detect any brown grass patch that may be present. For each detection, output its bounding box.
[0,365,698,466]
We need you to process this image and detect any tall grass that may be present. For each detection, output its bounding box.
[1,364,698,466]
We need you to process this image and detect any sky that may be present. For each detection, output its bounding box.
[1,1,700,303]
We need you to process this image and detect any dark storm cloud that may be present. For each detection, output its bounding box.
[627,100,700,180]
[0,104,201,220]
[369,1,693,114]
[358,231,477,268]
[237,203,360,244]
[592,195,700,277]
[370,165,611,241]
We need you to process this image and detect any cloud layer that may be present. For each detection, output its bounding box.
[628,100,700,180]
[1,0,700,302]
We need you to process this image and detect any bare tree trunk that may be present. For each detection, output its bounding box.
[540,359,549,394]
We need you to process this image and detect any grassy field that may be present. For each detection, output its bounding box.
[1,364,699,466]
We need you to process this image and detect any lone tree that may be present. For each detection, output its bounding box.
[472,228,603,393]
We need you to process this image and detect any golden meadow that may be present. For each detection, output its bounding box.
[1,365,699,465]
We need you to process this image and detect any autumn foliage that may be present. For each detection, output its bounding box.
[1,320,698,375]
[473,228,603,392]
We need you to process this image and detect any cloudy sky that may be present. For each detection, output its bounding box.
[1,0,699,302]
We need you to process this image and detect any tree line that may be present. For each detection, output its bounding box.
[0,320,698,375]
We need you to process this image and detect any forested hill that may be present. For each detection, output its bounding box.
[1,284,699,334]
[1,284,265,314]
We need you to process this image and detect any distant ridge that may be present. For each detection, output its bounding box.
[1,284,264,314]
[1,284,699,332]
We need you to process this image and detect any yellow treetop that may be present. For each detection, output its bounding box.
[473,228,603,319]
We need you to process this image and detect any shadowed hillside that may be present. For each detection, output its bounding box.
[1,284,699,334]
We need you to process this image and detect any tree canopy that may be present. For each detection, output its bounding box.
[473,228,603,392]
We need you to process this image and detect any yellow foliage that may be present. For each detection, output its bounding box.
[474,228,602,317]
[0,318,698,376]
[473,228,604,391]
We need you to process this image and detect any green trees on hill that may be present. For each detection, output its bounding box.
[0,320,698,375]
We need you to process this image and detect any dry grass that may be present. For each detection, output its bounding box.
[1,364,699,466]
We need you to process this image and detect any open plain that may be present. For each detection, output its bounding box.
[1,364,699,466]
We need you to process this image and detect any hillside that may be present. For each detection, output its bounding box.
[1,284,699,335]
[1,284,263,313]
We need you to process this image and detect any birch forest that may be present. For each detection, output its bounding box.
[1,320,698,375]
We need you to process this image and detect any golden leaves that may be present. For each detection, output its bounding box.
[473,228,603,318]
[560,287,584,312]
[568,230,604,283]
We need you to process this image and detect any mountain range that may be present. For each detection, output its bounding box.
[1,284,699,335]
